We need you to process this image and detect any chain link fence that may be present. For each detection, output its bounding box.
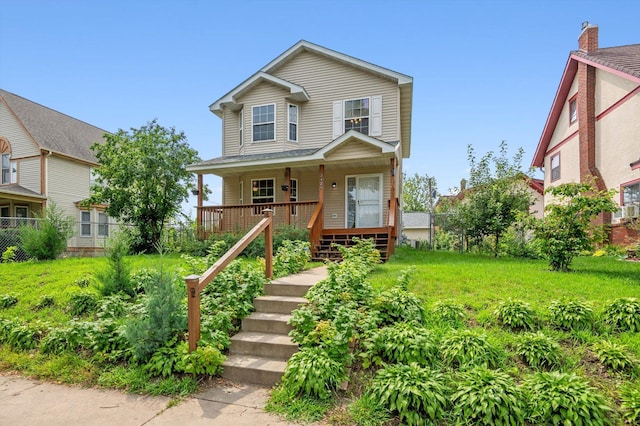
[0,217,38,261]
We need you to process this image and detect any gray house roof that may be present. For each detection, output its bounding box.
[0,89,108,164]
[572,44,640,80]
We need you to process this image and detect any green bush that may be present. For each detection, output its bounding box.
[432,300,466,328]
[0,229,26,261]
[450,367,525,425]
[19,202,74,260]
[548,299,594,331]
[282,346,347,400]
[0,294,18,309]
[592,340,635,372]
[6,321,47,351]
[67,292,98,316]
[40,322,92,355]
[515,332,563,370]
[367,322,439,368]
[602,298,640,332]
[621,383,640,424]
[97,232,135,297]
[367,363,449,425]
[144,340,182,377]
[493,299,536,331]
[176,343,226,375]
[34,295,55,310]
[374,287,424,326]
[1,245,17,263]
[273,240,310,277]
[125,268,186,361]
[523,371,613,425]
[441,329,501,369]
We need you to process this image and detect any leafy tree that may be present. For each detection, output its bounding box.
[447,141,532,256]
[19,202,74,260]
[402,172,438,212]
[88,119,206,252]
[534,180,617,272]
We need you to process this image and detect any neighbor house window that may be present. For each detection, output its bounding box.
[252,104,275,142]
[344,98,369,135]
[98,212,109,237]
[1,206,9,227]
[550,153,561,182]
[288,104,298,142]
[622,181,640,206]
[569,96,577,124]
[15,206,28,225]
[239,109,244,146]
[81,211,91,236]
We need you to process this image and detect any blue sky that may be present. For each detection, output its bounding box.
[1,0,639,213]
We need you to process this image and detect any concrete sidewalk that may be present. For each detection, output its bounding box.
[0,374,304,425]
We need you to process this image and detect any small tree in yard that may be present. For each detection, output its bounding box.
[88,119,207,253]
[403,172,438,212]
[19,202,74,260]
[534,180,618,272]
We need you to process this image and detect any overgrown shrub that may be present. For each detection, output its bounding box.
[366,322,439,368]
[67,292,98,316]
[144,339,182,377]
[548,299,594,331]
[367,363,449,425]
[125,268,186,361]
[5,321,48,350]
[374,287,424,326]
[176,343,226,375]
[97,232,134,297]
[281,346,347,400]
[523,371,613,425]
[0,294,18,309]
[40,321,92,355]
[592,340,635,372]
[602,298,640,332]
[19,202,74,260]
[515,332,563,370]
[493,299,536,331]
[450,367,525,425]
[440,328,501,369]
[34,295,55,310]
[621,383,640,425]
[273,240,310,277]
[432,300,466,328]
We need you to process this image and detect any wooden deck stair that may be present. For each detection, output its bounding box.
[312,229,392,262]
[221,267,327,387]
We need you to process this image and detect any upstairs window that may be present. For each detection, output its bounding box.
[1,138,16,185]
[252,104,275,142]
[550,153,561,182]
[569,96,577,124]
[288,104,298,142]
[239,109,244,146]
[344,98,370,135]
[1,154,10,184]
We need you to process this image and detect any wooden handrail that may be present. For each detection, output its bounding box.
[306,200,323,254]
[185,209,273,352]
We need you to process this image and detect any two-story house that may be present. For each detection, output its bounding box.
[0,89,113,255]
[187,40,413,260]
[531,24,640,245]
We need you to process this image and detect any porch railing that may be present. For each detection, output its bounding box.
[198,200,318,236]
[185,209,273,352]
[306,200,324,253]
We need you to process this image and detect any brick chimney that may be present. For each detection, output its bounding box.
[578,22,599,53]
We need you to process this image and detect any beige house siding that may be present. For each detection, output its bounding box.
[404,228,430,242]
[269,50,400,147]
[595,69,638,115]
[0,102,41,159]
[16,157,41,193]
[543,139,581,206]
[548,77,579,154]
[324,140,383,161]
[47,155,90,217]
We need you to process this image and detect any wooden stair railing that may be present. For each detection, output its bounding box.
[184,209,273,352]
[387,197,398,257]
[306,200,323,259]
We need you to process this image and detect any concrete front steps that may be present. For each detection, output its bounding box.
[221,266,328,387]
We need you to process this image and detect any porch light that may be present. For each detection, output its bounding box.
[252,182,259,192]
[281,184,289,192]
[191,189,200,196]
[331,182,337,188]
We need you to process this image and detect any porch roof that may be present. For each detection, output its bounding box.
[188,130,399,176]
[0,184,47,201]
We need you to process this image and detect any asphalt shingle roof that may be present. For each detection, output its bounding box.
[572,44,640,80]
[193,148,321,167]
[0,89,108,163]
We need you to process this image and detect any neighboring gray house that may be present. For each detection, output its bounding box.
[0,89,114,254]
[402,211,432,246]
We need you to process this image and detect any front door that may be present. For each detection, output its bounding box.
[346,174,382,228]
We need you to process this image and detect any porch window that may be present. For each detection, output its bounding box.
[0,206,9,227]
[239,109,244,146]
[550,153,560,182]
[290,178,298,215]
[344,98,369,135]
[252,104,275,142]
[98,212,109,237]
[15,206,28,225]
[251,179,274,204]
[81,211,91,236]
[288,104,298,142]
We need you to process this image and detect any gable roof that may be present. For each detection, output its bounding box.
[0,89,108,164]
[209,40,413,158]
[532,44,640,167]
[188,130,398,176]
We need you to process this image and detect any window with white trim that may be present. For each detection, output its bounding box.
[239,109,244,146]
[98,212,109,237]
[81,211,91,236]
[344,98,369,135]
[623,182,640,206]
[290,178,298,215]
[251,179,274,204]
[550,153,560,182]
[239,180,244,205]
[252,104,275,142]
[288,104,298,142]
[569,97,577,124]
[1,154,16,185]
[15,206,27,225]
